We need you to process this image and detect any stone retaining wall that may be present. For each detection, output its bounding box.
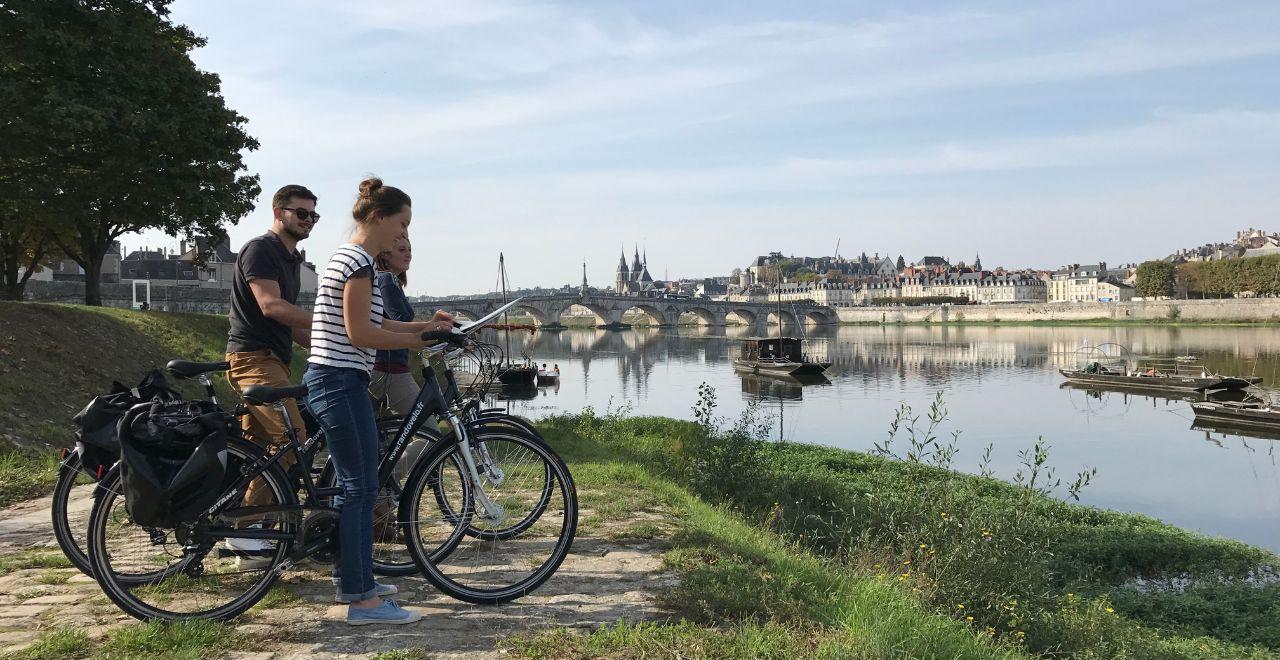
[21,280,315,314]
[835,298,1280,324]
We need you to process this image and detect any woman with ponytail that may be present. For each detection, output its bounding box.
[303,177,451,625]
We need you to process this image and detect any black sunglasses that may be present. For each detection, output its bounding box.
[281,207,320,222]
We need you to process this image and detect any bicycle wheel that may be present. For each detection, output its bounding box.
[404,432,577,605]
[51,450,98,577]
[473,411,544,440]
[317,419,442,576]
[88,437,296,622]
[451,425,555,541]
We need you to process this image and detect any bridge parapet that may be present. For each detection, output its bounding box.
[414,293,835,328]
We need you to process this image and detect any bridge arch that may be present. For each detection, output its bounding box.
[444,308,478,322]
[559,302,611,326]
[512,304,550,326]
[621,303,668,326]
[679,307,721,326]
[766,309,799,327]
[726,308,758,325]
[803,309,834,325]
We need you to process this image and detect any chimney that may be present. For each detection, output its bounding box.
[180,240,186,255]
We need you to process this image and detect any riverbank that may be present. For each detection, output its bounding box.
[835,298,1280,325]
[528,408,1279,658]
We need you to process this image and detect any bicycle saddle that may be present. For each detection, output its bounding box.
[241,383,309,406]
[166,359,231,379]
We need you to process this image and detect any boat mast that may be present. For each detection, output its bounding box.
[500,253,511,365]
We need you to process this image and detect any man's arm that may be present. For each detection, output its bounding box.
[248,279,312,329]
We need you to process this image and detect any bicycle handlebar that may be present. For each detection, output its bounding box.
[421,329,470,347]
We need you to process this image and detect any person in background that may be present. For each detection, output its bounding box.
[223,184,317,565]
[368,237,451,415]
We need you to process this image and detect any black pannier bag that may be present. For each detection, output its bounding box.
[118,399,230,528]
[72,370,183,476]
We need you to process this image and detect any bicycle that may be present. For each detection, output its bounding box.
[52,361,223,578]
[87,315,577,620]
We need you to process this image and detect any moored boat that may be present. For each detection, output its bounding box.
[1060,349,1260,393]
[734,337,832,377]
[1191,398,1280,433]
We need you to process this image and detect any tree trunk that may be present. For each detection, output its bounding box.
[78,229,108,306]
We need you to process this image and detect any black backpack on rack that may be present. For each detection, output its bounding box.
[117,399,231,528]
[71,370,183,478]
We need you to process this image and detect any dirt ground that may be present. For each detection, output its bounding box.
[0,486,677,658]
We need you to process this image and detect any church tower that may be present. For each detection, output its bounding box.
[616,249,630,294]
[581,261,589,296]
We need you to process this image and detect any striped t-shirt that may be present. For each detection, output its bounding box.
[308,244,384,372]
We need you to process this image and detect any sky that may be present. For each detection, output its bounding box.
[127,0,1280,296]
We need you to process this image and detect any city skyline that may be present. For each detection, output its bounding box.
[126,0,1279,296]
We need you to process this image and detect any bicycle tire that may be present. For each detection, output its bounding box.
[404,432,577,605]
[316,418,445,576]
[88,436,296,622]
[51,451,96,577]
[450,424,555,541]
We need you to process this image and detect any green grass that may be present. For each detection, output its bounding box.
[97,620,241,660]
[0,447,59,508]
[512,414,1020,659]
[0,550,72,576]
[533,406,1280,659]
[3,628,90,660]
[0,301,309,505]
[34,570,71,585]
[372,650,432,660]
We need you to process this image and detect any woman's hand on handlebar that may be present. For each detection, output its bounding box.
[432,310,454,324]
[423,319,453,333]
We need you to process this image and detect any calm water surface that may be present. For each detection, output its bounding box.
[488,325,1280,552]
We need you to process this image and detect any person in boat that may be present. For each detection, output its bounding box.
[539,363,548,375]
[552,363,560,377]
[368,236,452,416]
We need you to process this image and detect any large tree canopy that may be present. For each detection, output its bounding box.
[0,0,259,304]
[1135,261,1176,299]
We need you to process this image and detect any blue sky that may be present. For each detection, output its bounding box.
[129,0,1279,295]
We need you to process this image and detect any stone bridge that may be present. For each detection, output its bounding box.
[413,293,836,328]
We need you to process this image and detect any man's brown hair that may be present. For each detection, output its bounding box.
[271,184,317,209]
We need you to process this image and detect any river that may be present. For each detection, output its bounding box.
[484,324,1280,552]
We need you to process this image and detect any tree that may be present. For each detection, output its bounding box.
[0,0,259,305]
[896,255,906,271]
[1135,261,1176,299]
[0,199,58,300]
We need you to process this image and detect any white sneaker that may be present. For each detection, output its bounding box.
[225,525,275,570]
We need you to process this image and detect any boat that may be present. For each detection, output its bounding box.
[536,369,560,386]
[1191,397,1280,434]
[733,267,831,378]
[497,361,537,386]
[493,253,538,386]
[734,337,832,377]
[1060,348,1261,393]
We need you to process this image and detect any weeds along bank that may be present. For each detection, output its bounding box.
[539,390,1280,658]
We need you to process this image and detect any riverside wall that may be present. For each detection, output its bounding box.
[21,280,315,314]
[835,298,1280,324]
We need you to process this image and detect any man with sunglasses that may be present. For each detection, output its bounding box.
[223,184,319,564]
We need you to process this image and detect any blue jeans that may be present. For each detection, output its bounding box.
[303,364,379,602]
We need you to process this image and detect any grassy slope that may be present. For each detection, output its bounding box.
[0,302,306,506]
[508,418,1022,659]
[527,414,1280,659]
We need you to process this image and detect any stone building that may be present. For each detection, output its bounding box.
[1049,263,1133,302]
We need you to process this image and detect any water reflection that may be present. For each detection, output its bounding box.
[483,324,1280,551]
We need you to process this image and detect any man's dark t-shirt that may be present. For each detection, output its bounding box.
[227,232,302,364]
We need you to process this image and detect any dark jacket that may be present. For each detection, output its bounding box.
[374,271,415,368]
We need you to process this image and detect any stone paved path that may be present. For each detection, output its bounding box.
[0,489,677,658]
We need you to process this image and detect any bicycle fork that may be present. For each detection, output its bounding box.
[449,415,507,525]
